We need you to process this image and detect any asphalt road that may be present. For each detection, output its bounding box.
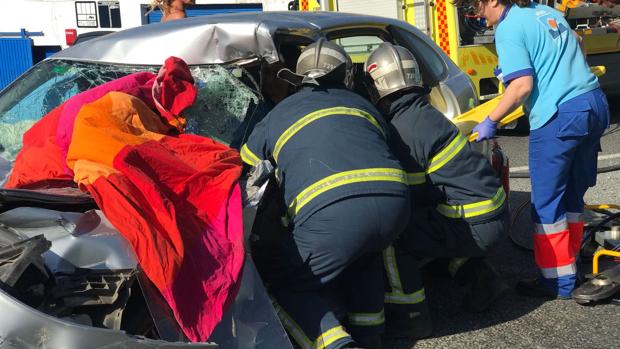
[387,93,620,349]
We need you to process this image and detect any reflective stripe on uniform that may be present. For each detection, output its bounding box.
[384,246,403,291]
[407,172,426,186]
[288,168,408,216]
[273,301,313,349]
[566,212,584,223]
[273,302,351,349]
[385,289,426,305]
[347,309,385,327]
[540,263,576,278]
[534,219,568,235]
[315,326,351,349]
[427,132,467,174]
[383,246,426,305]
[273,107,385,162]
[240,144,261,166]
[436,187,506,219]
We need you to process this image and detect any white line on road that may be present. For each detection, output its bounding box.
[509,153,620,173]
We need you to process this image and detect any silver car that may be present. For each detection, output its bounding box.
[0,11,506,348]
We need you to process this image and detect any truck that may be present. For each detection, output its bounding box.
[296,0,620,102]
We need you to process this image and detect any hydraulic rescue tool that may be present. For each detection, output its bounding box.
[572,204,620,305]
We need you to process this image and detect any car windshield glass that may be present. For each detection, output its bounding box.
[0,59,261,186]
[332,36,384,63]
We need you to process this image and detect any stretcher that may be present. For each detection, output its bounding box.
[453,66,607,141]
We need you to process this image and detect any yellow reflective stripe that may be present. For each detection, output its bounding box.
[347,309,385,326]
[240,144,261,166]
[383,246,403,291]
[315,326,350,349]
[273,107,385,162]
[289,168,407,216]
[273,302,313,349]
[437,187,506,219]
[274,301,350,349]
[427,133,467,174]
[383,246,426,305]
[407,172,426,186]
[385,288,426,305]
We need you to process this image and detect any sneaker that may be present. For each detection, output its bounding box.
[456,258,509,313]
[515,277,571,299]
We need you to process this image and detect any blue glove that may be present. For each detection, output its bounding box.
[473,116,497,142]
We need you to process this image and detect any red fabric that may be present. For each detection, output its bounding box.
[152,57,197,131]
[568,222,584,258]
[7,56,193,190]
[6,72,158,189]
[86,135,244,341]
[6,106,74,189]
[533,229,574,269]
[8,57,245,342]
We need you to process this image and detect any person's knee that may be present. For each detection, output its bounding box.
[471,217,506,254]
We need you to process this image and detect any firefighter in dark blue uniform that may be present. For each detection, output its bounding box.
[241,39,410,349]
[363,43,509,338]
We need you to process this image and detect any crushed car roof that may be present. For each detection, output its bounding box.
[53,11,430,65]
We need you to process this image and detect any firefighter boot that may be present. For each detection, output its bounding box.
[349,334,383,349]
[453,258,508,313]
[384,304,433,339]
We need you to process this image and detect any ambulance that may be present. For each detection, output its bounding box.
[297,0,620,102]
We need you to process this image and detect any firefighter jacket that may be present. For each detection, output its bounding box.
[241,86,409,225]
[385,91,506,224]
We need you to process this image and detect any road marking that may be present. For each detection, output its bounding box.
[509,153,620,173]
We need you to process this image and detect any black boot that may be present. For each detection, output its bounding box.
[454,258,508,313]
[384,306,433,339]
[350,334,383,349]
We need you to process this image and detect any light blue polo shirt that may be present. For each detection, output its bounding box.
[495,3,599,129]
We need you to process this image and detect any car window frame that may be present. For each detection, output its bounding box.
[389,25,449,87]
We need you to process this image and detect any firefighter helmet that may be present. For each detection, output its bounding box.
[364,43,423,102]
[278,38,353,87]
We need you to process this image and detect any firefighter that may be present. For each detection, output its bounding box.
[241,39,411,349]
[363,43,509,336]
[465,0,610,299]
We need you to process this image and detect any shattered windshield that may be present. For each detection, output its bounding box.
[0,59,262,186]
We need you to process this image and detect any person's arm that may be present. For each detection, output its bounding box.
[473,21,534,142]
[488,75,533,123]
[240,116,271,167]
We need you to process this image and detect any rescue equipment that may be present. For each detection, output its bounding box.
[572,205,620,305]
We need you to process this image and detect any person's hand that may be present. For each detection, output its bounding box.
[472,116,497,142]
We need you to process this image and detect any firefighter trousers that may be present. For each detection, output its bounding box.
[263,193,410,349]
[401,206,508,259]
[383,207,507,328]
[529,88,609,297]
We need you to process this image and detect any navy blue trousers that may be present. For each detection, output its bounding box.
[264,194,410,349]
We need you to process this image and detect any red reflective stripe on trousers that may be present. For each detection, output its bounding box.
[533,229,574,269]
[568,222,584,258]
